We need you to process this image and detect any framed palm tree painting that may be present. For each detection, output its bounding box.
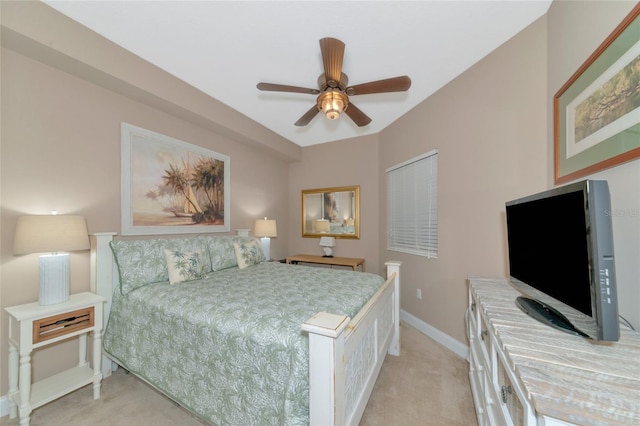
[121,123,230,235]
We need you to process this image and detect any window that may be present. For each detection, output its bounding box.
[386,149,438,258]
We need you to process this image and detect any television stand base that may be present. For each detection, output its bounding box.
[515,296,588,338]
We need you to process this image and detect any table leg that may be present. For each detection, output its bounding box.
[18,351,32,426]
[8,344,18,418]
[92,330,102,399]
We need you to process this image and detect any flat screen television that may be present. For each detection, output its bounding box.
[505,180,619,341]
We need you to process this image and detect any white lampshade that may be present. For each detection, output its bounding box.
[319,236,336,257]
[319,236,336,247]
[14,215,89,305]
[14,215,90,254]
[315,219,330,233]
[254,218,277,237]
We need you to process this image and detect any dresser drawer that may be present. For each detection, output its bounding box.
[496,356,524,426]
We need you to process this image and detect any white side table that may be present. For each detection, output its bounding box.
[5,292,106,426]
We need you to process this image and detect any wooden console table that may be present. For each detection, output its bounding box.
[286,254,365,272]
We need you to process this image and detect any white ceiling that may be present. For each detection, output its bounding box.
[43,1,551,147]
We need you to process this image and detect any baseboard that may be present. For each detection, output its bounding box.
[1,395,8,418]
[401,309,469,360]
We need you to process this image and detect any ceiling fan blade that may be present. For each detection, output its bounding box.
[257,82,320,95]
[346,76,412,96]
[319,37,345,86]
[344,102,372,127]
[294,105,320,126]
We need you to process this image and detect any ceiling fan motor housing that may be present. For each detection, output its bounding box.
[317,72,349,91]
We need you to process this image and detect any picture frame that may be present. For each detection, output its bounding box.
[121,123,230,235]
[554,4,640,184]
[301,186,360,239]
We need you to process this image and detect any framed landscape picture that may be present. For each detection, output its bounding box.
[554,4,640,184]
[121,123,230,235]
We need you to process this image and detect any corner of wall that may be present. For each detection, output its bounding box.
[401,310,469,360]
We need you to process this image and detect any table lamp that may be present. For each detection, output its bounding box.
[319,236,336,257]
[14,214,90,305]
[254,217,277,261]
[315,219,330,233]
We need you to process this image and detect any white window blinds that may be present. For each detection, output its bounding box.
[386,149,438,258]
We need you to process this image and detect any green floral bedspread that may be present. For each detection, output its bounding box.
[103,262,384,425]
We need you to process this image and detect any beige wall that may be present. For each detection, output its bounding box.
[288,134,382,272]
[2,0,639,403]
[374,0,640,345]
[546,1,640,330]
[378,17,548,344]
[0,2,296,395]
[0,47,291,393]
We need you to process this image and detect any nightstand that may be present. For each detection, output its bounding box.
[5,292,106,426]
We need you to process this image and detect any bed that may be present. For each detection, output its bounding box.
[89,233,401,425]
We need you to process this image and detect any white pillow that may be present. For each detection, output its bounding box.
[233,239,265,269]
[164,249,206,284]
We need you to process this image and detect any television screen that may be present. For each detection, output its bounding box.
[505,180,619,341]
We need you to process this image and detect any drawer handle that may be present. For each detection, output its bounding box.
[481,329,488,341]
[501,385,512,403]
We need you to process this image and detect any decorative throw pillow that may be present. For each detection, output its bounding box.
[233,239,265,269]
[164,249,206,284]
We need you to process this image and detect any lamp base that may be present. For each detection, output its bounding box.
[322,247,334,257]
[39,253,70,305]
[259,237,271,262]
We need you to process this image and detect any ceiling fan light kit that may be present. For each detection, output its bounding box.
[257,37,411,127]
[318,90,348,120]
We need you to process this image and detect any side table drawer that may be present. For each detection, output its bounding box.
[33,307,94,344]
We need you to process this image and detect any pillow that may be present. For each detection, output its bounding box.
[110,237,212,294]
[110,239,170,295]
[205,236,238,271]
[164,249,207,284]
[233,239,265,269]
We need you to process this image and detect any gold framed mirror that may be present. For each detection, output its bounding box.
[302,186,359,238]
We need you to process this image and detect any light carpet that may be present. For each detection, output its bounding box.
[2,323,477,425]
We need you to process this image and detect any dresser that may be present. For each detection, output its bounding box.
[467,277,640,426]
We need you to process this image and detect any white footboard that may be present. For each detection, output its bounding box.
[302,261,401,426]
[90,232,401,425]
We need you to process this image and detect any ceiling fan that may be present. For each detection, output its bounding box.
[256,37,411,127]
